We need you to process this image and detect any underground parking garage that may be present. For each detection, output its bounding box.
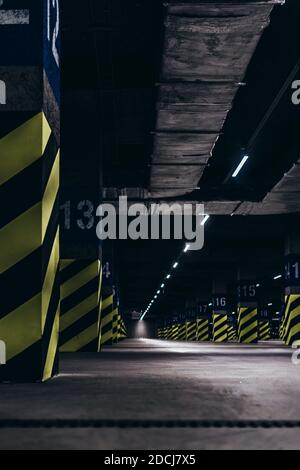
[1,0,300,454]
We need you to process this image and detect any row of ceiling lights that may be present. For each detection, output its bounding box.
[140,215,210,320]
[140,255,284,321]
[140,153,277,321]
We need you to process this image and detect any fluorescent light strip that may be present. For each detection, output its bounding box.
[232,155,249,178]
[201,214,210,226]
[184,244,190,253]
[274,274,282,280]
[173,262,178,269]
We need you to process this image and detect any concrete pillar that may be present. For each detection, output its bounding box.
[282,234,300,346]
[100,245,115,347]
[176,312,186,341]
[0,2,60,382]
[258,306,272,341]
[59,258,102,352]
[196,301,210,342]
[212,281,229,343]
[237,266,259,344]
[112,288,120,344]
[185,300,197,342]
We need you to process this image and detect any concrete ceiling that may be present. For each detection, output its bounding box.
[149,0,277,199]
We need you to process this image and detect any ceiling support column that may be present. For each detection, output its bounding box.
[282,233,300,346]
[0,1,60,382]
[237,266,259,344]
[212,280,229,343]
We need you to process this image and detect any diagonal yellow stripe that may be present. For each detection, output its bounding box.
[61,261,99,300]
[240,331,258,343]
[0,294,41,361]
[101,329,113,345]
[60,292,98,332]
[239,309,257,328]
[60,322,98,352]
[42,150,60,239]
[42,228,60,331]
[240,321,258,340]
[101,311,113,328]
[0,113,51,186]
[0,150,59,274]
[42,305,60,382]
[60,259,75,271]
[102,294,113,310]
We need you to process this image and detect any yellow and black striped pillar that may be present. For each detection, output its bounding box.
[177,321,186,341]
[237,278,258,344]
[112,291,119,344]
[283,240,300,346]
[59,259,102,352]
[0,3,60,382]
[186,318,197,341]
[227,324,237,341]
[197,318,210,342]
[120,317,127,340]
[283,295,300,346]
[259,319,271,340]
[212,293,228,343]
[170,323,179,341]
[166,322,173,340]
[100,289,114,347]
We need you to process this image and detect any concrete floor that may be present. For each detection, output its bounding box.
[0,338,300,449]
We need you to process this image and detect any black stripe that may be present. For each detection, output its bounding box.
[61,277,99,316]
[0,196,59,318]
[60,308,99,347]
[239,312,258,335]
[41,269,60,376]
[290,296,300,313]
[0,133,58,228]
[239,307,255,318]
[79,338,98,353]
[286,313,300,336]
[101,302,114,318]
[60,260,94,285]
[240,325,258,343]
[0,341,43,383]
[0,111,37,140]
[101,319,113,337]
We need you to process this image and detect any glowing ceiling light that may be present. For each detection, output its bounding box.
[273,274,282,280]
[184,244,190,253]
[201,214,210,226]
[232,155,249,178]
[173,262,179,269]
